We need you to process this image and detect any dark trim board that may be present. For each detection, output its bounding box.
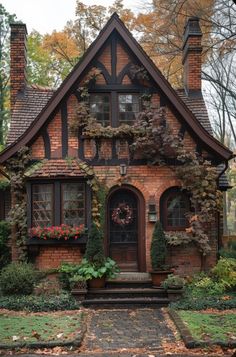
[61,102,68,158]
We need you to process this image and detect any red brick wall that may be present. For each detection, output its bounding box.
[31,136,45,159]
[28,34,217,274]
[35,246,83,270]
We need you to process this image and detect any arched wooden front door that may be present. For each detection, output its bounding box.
[107,187,145,272]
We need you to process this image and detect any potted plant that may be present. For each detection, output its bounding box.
[150,221,172,287]
[161,274,185,301]
[82,222,119,288]
[76,257,119,289]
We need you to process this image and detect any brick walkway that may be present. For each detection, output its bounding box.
[83,308,174,353]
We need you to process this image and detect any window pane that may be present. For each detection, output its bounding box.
[32,184,53,227]
[90,94,110,126]
[166,194,188,228]
[62,183,85,226]
[118,94,139,125]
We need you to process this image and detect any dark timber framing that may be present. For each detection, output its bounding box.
[61,101,68,158]
[0,13,233,164]
[41,129,51,159]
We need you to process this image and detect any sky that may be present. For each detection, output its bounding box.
[0,0,141,34]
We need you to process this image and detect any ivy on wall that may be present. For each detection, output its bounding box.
[5,146,31,262]
[69,65,222,256]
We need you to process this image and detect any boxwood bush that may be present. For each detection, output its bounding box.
[0,262,39,295]
[0,292,80,312]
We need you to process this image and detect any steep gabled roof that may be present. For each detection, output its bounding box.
[7,85,54,146]
[0,13,233,163]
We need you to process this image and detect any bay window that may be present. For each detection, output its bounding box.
[30,181,87,228]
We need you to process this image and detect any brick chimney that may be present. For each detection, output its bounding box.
[182,17,202,96]
[10,23,27,110]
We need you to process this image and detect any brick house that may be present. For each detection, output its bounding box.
[0,14,233,275]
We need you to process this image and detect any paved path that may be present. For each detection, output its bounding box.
[83,308,174,353]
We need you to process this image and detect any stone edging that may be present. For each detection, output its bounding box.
[0,319,87,350]
[168,308,236,349]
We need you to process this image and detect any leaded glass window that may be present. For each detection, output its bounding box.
[32,184,53,227]
[118,94,139,125]
[62,183,85,226]
[161,188,190,231]
[166,194,188,228]
[90,94,110,126]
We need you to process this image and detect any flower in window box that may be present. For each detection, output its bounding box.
[29,224,84,240]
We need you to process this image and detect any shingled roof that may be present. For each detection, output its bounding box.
[176,90,213,135]
[1,13,232,163]
[7,86,214,148]
[25,159,86,178]
[7,85,54,146]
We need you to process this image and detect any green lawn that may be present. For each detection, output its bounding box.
[0,312,83,344]
[178,310,236,343]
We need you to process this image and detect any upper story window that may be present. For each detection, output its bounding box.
[118,94,139,125]
[161,187,190,231]
[90,94,110,127]
[31,182,86,228]
[89,93,140,127]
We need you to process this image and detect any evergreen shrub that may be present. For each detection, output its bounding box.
[0,262,39,295]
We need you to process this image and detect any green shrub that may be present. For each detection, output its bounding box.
[171,294,236,310]
[211,257,236,289]
[85,222,105,264]
[219,241,236,259]
[161,274,185,289]
[0,292,80,312]
[58,262,81,290]
[0,262,39,295]
[151,221,167,270]
[185,276,226,298]
[77,257,119,280]
[0,221,11,269]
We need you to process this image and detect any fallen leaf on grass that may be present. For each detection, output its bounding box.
[56,333,63,339]
[32,331,41,340]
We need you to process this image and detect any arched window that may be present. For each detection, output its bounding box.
[160,187,190,231]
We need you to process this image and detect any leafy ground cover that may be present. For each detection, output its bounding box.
[0,293,80,312]
[0,311,84,344]
[178,310,236,343]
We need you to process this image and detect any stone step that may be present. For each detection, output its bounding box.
[106,280,152,289]
[82,296,169,308]
[86,287,167,299]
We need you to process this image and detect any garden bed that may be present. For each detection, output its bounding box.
[169,309,236,348]
[0,310,86,349]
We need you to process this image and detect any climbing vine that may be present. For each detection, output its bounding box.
[69,64,221,255]
[5,146,31,261]
[77,160,107,229]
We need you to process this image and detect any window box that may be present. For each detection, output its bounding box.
[27,234,87,246]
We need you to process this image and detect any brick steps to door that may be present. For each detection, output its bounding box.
[82,296,169,308]
[86,287,167,299]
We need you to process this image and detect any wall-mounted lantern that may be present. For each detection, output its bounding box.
[148,196,157,222]
[120,163,127,176]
